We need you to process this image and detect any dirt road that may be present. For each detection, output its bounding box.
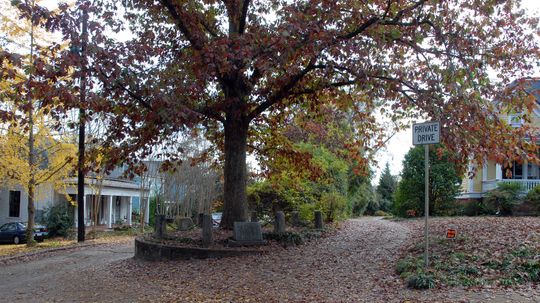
[0,241,133,302]
[0,218,537,302]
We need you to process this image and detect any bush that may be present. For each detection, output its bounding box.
[45,204,74,238]
[459,200,497,216]
[407,271,436,289]
[298,203,317,222]
[484,182,522,215]
[317,191,347,222]
[149,195,158,226]
[525,185,540,211]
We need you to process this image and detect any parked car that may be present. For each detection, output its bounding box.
[0,222,49,244]
[212,212,222,227]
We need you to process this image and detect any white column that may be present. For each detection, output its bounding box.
[83,195,88,226]
[523,160,528,180]
[482,161,488,181]
[496,164,503,180]
[145,197,150,224]
[108,195,113,228]
[128,196,133,226]
[468,164,475,193]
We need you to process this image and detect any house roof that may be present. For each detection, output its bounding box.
[63,177,148,191]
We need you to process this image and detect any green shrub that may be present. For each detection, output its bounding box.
[523,261,540,282]
[298,203,316,222]
[149,195,159,226]
[484,182,522,215]
[525,185,540,211]
[406,271,436,289]
[317,191,347,222]
[396,258,419,275]
[45,204,74,238]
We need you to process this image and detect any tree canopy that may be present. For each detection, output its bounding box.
[393,145,462,217]
[1,0,539,227]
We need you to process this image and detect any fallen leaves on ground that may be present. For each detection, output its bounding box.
[4,217,540,302]
[396,216,540,301]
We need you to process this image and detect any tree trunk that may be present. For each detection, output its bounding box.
[26,3,36,247]
[26,110,36,247]
[220,117,249,229]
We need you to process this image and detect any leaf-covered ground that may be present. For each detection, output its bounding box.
[2,217,539,302]
[397,217,540,290]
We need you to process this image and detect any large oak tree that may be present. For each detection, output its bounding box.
[2,0,539,228]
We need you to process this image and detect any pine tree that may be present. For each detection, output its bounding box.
[376,163,397,212]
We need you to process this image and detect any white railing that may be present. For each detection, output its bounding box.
[495,179,540,192]
[482,180,498,192]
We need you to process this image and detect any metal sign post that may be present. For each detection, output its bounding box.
[412,121,440,269]
[424,144,429,268]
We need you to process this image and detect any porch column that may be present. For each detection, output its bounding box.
[108,195,113,228]
[468,164,475,193]
[496,164,503,180]
[145,197,150,224]
[482,161,488,181]
[523,160,528,180]
[128,196,133,226]
[83,195,88,226]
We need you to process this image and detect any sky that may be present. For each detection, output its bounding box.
[372,0,540,183]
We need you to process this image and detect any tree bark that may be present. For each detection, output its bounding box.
[26,0,36,247]
[220,116,249,229]
[26,96,36,247]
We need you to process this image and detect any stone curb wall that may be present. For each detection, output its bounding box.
[134,237,265,261]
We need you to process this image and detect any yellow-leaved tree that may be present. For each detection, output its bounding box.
[0,0,76,246]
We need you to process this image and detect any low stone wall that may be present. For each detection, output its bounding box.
[134,237,265,261]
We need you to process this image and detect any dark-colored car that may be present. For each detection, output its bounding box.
[0,222,48,244]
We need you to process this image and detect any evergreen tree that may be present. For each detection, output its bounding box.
[394,145,462,217]
[376,163,397,212]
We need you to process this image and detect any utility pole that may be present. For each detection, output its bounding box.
[77,2,88,242]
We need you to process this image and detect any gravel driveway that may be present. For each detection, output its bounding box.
[1,218,537,302]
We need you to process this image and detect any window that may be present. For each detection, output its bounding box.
[503,161,523,179]
[9,191,21,217]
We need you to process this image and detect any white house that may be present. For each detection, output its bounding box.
[458,78,540,200]
[0,176,150,228]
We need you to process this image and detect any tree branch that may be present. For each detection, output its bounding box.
[238,0,250,34]
[248,58,318,121]
[35,156,74,185]
[159,0,207,50]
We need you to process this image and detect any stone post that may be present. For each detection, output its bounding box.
[202,214,213,247]
[198,213,204,227]
[291,211,300,227]
[274,211,285,234]
[154,215,166,238]
[314,211,324,229]
[251,211,258,222]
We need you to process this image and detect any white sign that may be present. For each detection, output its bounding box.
[412,121,440,145]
